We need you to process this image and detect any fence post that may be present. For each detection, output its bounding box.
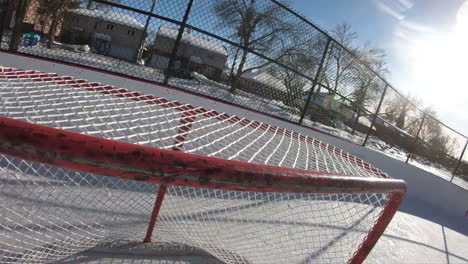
[362,84,388,146]
[8,0,29,52]
[0,0,7,48]
[406,113,426,163]
[163,0,195,84]
[299,37,331,125]
[451,138,468,182]
[134,0,158,63]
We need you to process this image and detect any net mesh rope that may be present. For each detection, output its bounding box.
[0,67,390,264]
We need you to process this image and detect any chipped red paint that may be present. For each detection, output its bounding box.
[0,66,406,263]
[145,105,199,243]
[0,67,388,178]
[0,116,406,195]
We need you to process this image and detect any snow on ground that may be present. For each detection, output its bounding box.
[301,118,468,190]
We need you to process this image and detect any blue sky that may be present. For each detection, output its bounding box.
[290,0,468,138]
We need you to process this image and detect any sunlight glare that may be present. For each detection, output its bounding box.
[403,1,468,110]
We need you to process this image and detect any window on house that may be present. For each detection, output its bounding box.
[127,29,135,37]
[106,24,114,30]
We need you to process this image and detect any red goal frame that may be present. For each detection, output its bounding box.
[0,67,406,263]
[0,116,405,264]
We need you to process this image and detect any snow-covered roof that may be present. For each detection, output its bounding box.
[302,91,332,101]
[242,70,287,92]
[156,25,227,57]
[359,117,373,128]
[375,117,415,138]
[70,9,144,29]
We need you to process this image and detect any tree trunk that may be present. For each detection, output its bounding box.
[230,49,248,93]
[396,106,407,129]
[9,0,29,52]
[47,15,59,49]
[0,8,5,45]
[333,62,340,94]
[351,108,361,134]
[229,47,240,83]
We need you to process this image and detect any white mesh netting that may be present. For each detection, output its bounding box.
[0,67,393,263]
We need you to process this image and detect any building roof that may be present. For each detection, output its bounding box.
[242,70,287,92]
[302,91,332,101]
[156,25,227,57]
[70,8,144,30]
[374,117,415,138]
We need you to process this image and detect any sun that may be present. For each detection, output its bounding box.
[400,1,468,111]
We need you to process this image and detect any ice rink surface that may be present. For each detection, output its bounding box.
[0,54,467,263]
[59,210,468,264]
[2,166,466,264]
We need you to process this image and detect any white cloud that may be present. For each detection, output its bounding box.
[398,0,414,9]
[375,0,405,20]
[399,20,435,33]
[375,0,414,21]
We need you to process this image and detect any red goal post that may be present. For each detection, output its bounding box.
[0,67,406,264]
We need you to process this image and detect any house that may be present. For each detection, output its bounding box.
[303,91,354,122]
[239,69,289,101]
[148,25,228,81]
[372,117,415,148]
[61,8,146,61]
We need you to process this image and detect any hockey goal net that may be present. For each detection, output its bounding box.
[0,67,405,264]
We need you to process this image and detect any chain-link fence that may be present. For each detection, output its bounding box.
[1,0,466,189]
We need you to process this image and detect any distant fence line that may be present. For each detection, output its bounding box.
[0,0,466,186]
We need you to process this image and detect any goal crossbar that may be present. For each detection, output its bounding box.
[0,66,406,264]
[0,116,406,195]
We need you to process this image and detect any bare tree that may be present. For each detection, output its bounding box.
[349,45,388,125]
[0,0,10,43]
[322,23,358,94]
[214,0,298,93]
[382,93,421,131]
[8,0,31,52]
[419,108,457,157]
[36,0,82,49]
[272,35,327,109]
